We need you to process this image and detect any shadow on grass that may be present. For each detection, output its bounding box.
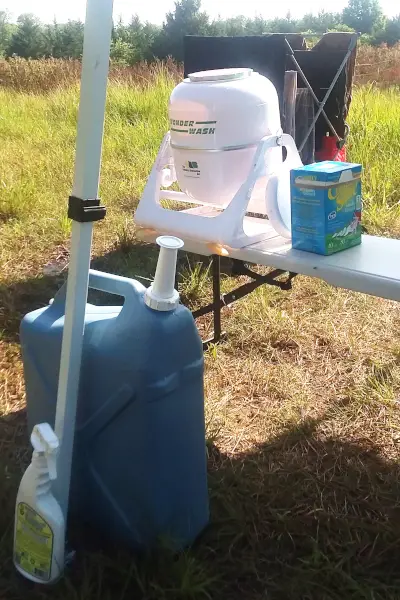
[205,417,400,600]
[0,408,29,600]
[0,241,160,343]
[91,239,160,284]
[1,406,400,600]
[0,239,215,343]
[0,275,65,343]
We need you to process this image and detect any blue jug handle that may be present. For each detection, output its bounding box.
[88,270,146,324]
[88,269,145,301]
[51,270,146,322]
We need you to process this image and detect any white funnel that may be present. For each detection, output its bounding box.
[144,236,184,311]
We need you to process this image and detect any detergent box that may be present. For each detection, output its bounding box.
[290,161,362,255]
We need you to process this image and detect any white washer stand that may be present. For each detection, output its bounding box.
[139,213,400,349]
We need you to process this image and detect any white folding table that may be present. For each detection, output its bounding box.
[139,222,400,349]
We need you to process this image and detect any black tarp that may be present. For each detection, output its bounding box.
[183,33,357,157]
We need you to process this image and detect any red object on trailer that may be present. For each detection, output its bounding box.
[316,132,347,162]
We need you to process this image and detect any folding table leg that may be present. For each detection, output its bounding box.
[191,255,226,351]
[212,254,222,343]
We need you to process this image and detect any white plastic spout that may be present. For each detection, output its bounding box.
[31,423,59,481]
[144,236,184,311]
[152,236,183,299]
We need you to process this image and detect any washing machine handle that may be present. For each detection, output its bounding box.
[265,134,303,239]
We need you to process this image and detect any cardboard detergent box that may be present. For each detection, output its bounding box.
[290,161,362,255]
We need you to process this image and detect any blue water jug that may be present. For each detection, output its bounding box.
[20,266,209,550]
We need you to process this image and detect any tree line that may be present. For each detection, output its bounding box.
[0,0,399,65]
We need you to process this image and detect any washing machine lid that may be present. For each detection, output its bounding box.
[188,68,253,83]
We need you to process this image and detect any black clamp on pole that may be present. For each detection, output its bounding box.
[68,196,106,223]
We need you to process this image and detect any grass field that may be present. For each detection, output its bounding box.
[0,44,399,91]
[1,69,400,600]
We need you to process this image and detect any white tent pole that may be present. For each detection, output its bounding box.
[54,0,114,518]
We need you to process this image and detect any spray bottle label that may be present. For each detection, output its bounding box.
[14,502,53,581]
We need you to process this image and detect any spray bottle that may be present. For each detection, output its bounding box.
[14,423,65,583]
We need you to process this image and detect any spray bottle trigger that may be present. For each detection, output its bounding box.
[31,423,59,480]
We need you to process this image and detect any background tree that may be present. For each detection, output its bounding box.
[126,15,159,61]
[380,15,400,46]
[110,38,136,65]
[152,0,210,61]
[43,21,64,58]
[0,11,14,57]
[7,14,46,58]
[268,13,299,34]
[300,11,342,33]
[342,0,384,34]
[56,21,84,58]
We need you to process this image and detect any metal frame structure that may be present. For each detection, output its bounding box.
[192,256,297,350]
[284,33,359,152]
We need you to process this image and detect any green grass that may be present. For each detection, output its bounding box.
[347,85,400,235]
[1,76,400,600]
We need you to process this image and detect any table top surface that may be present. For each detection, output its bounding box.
[139,225,400,302]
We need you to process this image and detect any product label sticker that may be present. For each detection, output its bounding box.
[14,502,53,581]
